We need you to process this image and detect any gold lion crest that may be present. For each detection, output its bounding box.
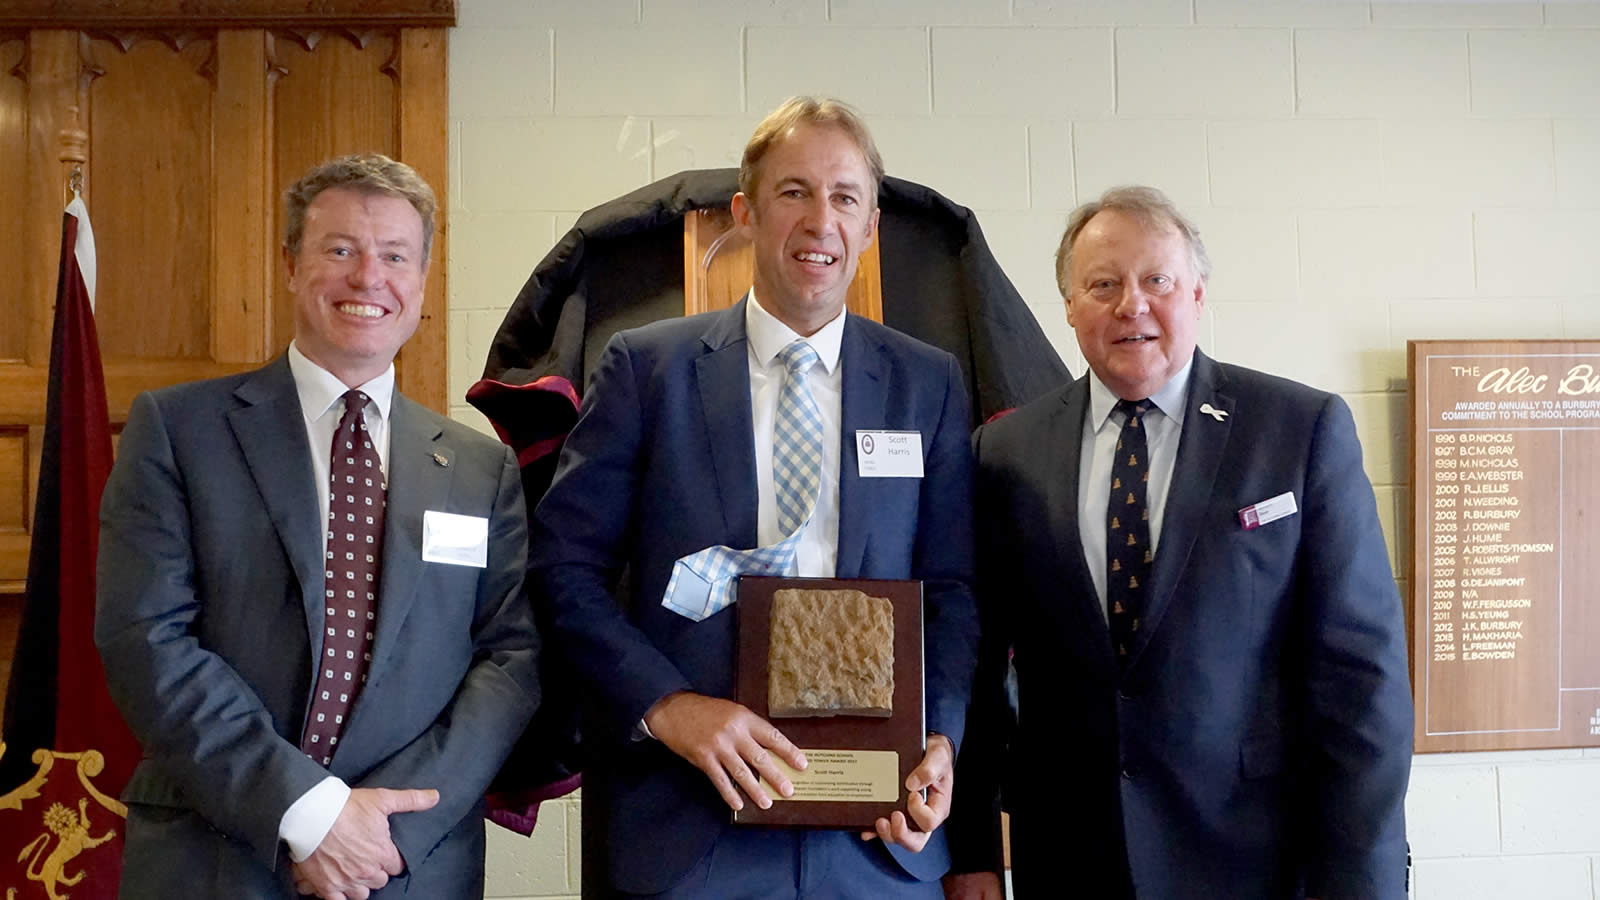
[0,744,126,900]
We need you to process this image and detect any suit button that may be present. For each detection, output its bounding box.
[1118,690,1133,702]
[1121,765,1135,779]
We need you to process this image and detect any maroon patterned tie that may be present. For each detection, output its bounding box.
[300,389,386,766]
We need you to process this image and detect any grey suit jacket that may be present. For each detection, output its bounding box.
[95,357,539,898]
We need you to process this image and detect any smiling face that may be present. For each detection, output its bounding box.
[286,187,427,387]
[1065,208,1206,401]
[730,123,879,336]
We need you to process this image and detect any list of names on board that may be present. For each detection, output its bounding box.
[1411,340,1600,753]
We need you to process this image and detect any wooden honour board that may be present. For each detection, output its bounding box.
[1410,340,1600,753]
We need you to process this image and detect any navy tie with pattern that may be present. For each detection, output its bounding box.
[300,389,385,766]
[1107,398,1152,664]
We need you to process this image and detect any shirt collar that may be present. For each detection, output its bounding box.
[744,289,846,375]
[287,340,396,425]
[1086,354,1195,433]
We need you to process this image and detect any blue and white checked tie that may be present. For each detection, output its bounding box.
[772,341,824,538]
[662,340,824,623]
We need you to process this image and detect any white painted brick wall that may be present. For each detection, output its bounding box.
[1555,119,1600,207]
[1208,119,1385,207]
[931,28,1114,117]
[1296,209,1475,300]
[1373,1,1544,27]
[1013,0,1190,26]
[1546,1,1600,25]
[872,117,1031,208]
[1470,30,1600,116]
[447,3,1600,896]
[1294,29,1469,117]
[1025,122,1075,211]
[1117,27,1294,116]
[554,27,743,116]
[747,27,931,113]
[1380,119,1555,209]
[1195,0,1370,27]
[1071,119,1209,210]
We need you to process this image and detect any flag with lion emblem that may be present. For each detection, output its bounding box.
[0,193,137,899]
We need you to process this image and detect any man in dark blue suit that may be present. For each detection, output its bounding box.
[945,187,1412,900]
[529,97,980,898]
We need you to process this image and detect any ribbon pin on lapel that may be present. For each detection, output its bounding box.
[1199,402,1228,422]
[432,451,450,467]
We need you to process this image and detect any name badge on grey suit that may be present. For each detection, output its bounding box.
[422,510,489,567]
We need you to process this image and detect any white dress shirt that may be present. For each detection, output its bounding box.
[278,342,395,862]
[744,291,845,576]
[1077,359,1192,618]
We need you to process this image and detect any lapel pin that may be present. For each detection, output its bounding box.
[1199,402,1228,422]
[432,452,450,468]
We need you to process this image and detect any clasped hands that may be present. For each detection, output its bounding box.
[644,690,956,852]
[291,786,438,900]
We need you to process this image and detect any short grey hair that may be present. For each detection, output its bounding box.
[1054,185,1211,297]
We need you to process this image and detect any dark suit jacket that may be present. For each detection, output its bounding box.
[528,300,980,895]
[950,350,1412,900]
[95,357,540,898]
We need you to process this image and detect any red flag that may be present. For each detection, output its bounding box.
[0,195,137,899]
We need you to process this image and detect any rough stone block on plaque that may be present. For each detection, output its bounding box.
[768,588,894,718]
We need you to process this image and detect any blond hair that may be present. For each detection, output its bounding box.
[739,96,884,204]
[283,153,437,261]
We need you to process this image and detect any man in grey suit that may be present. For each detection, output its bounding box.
[96,154,539,900]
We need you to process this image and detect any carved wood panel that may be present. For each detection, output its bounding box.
[87,32,217,359]
[0,37,25,363]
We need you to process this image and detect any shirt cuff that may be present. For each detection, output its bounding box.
[280,775,351,862]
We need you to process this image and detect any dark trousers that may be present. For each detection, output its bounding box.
[620,828,942,900]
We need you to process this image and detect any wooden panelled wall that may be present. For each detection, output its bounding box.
[0,1,454,693]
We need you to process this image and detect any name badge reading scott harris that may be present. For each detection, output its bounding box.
[856,430,924,478]
[1239,492,1298,531]
[422,510,489,568]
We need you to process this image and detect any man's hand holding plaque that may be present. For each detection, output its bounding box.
[862,732,954,852]
[643,691,808,812]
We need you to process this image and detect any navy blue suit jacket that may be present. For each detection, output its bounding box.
[951,350,1412,900]
[529,300,979,895]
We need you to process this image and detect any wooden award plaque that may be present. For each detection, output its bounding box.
[732,575,924,828]
[1410,340,1600,752]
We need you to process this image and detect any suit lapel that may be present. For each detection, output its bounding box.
[1050,378,1113,647]
[836,316,887,578]
[368,393,452,685]
[227,359,324,650]
[1130,351,1233,665]
[695,301,759,547]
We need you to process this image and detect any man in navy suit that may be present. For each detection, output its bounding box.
[529,97,980,898]
[944,187,1412,900]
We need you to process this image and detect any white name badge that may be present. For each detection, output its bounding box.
[1238,491,1298,531]
[855,430,924,478]
[422,510,489,568]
